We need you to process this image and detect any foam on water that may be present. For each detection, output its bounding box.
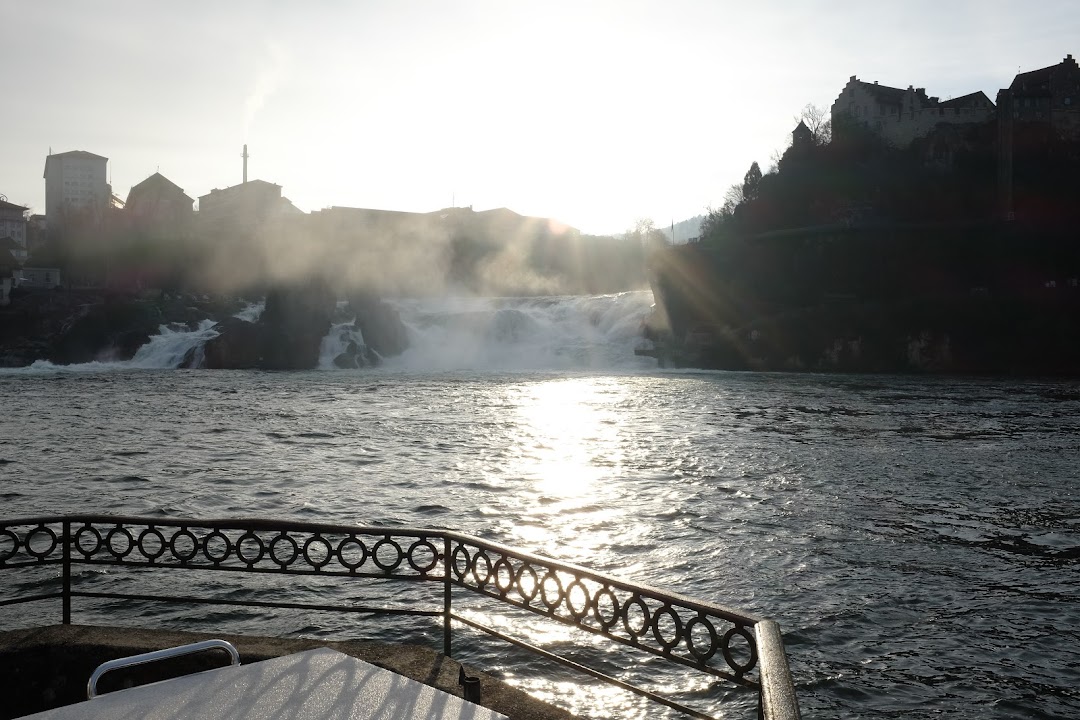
[385,291,656,371]
[318,321,367,369]
[5,292,656,373]
[129,320,220,369]
[233,301,265,323]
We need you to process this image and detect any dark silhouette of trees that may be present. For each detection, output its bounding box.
[742,162,762,202]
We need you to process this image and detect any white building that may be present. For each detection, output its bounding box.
[43,150,110,226]
[832,77,995,147]
[0,199,29,263]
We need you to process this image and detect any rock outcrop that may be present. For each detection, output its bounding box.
[331,340,380,369]
[199,283,336,370]
[348,293,409,359]
[48,299,163,365]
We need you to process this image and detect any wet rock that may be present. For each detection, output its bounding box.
[348,293,408,358]
[200,317,263,369]
[333,340,380,369]
[49,297,162,365]
[258,283,336,370]
[199,284,336,370]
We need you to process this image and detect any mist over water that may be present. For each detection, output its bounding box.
[10,292,656,374]
[391,293,654,371]
[2,295,1078,719]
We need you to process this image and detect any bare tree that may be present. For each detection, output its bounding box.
[797,103,832,145]
[721,183,744,215]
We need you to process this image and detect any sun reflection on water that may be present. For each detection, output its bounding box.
[509,377,626,494]
[504,377,630,555]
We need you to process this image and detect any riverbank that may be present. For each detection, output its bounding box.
[0,624,575,720]
[644,225,1080,374]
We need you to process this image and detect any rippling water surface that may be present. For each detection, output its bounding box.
[2,366,1079,719]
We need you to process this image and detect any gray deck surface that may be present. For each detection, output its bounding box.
[0,625,576,720]
[18,647,508,720]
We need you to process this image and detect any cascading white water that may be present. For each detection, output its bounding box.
[16,320,221,372]
[318,322,367,369]
[8,293,656,373]
[233,301,265,323]
[129,320,220,369]
[380,290,658,371]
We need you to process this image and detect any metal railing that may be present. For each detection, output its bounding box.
[0,515,800,720]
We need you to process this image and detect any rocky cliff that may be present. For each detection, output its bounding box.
[643,241,1080,375]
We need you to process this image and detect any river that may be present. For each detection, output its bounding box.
[1,291,1078,719]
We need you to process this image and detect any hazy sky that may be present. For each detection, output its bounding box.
[1,1,1077,234]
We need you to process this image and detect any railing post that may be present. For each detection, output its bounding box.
[443,535,452,657]
[756,619,800,720]
[62,519,71,625]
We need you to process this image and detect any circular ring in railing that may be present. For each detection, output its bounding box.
[74,525,101,557]
[371,537,404,572]
[407,539,439,574]
[137,527,167,561]
[684,615,719,663]
[565,579,591,620]
[269,532,299,567]
[170,528,199,563]
[540,571,565,611]
[451,545,471,580]
[721,625,758,675]
[492,555,515,594]
[105,526,134,559]
[203,530,232,564]
[0,528,20,562]
[621,595,651,640]
[336,536,368,571]
[591,587,621,630]
[650,604,684,653]
[515,563,539,603]
[25,524,58,560]
[471,550,493,587]
[303,534,335,569]
[236,531,265,566]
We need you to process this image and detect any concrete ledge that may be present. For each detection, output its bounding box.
[0,625,576,720]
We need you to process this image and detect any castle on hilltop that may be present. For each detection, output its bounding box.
[831,54,1080,148]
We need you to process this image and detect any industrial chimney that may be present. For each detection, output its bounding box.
[242,144,249,184]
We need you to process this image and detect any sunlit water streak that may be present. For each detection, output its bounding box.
[1,297,1079,718]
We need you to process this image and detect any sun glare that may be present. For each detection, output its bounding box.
[508,378,625,498]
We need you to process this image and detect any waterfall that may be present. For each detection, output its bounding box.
[6,292,657,373]
[233,301,265,323]
[128,320,220,369]
[318,322,376,369]
[384,291,657,371]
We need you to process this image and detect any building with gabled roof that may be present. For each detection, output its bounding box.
[832,76,994,147]
[996,54,1080,135]
[125,172,194,235]
[792,120,813,148]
